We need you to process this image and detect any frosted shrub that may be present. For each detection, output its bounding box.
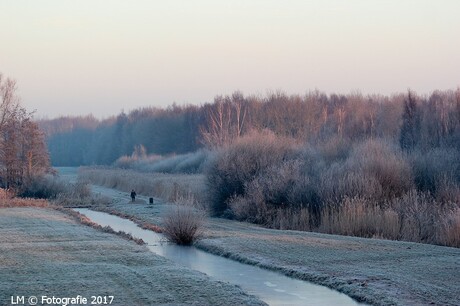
[19,175,69,199]
[319,164,383,204]
[391,191,443,244]
[410,148,460,197]
[319,139,413,205]
[350,139,414,199]
[162,206,204,245]
[206,130,298,216]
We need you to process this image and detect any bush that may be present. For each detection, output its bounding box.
[319,139,413,204]
[162,206,205,245]
[316,135,351,164]
[389,190,453,244]
[230,159,318,226]
[17,174,103,208]
[410,148,460,198]
[19,175,69,199]
[206,130,298,216]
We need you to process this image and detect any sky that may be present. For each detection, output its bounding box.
[1,1,459,119]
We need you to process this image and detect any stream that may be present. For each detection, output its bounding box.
[76,208,367,306]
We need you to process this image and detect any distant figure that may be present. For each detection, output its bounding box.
[131,189,136,202]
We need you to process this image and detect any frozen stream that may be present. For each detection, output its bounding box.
[76,208,367,306]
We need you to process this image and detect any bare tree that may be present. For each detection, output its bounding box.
[0,73,51,190]
[20,119,51,181]
[200,92,248,148]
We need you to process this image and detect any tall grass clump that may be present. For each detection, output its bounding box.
[162,206,205,245]
[319,197,400,239]
[0,188,49,208]
[442,209,460,248]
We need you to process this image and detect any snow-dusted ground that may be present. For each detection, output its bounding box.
[0,207,265,306]
[88,184,460,306]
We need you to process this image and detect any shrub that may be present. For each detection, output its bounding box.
[316,135,351,164]
[319,163,383,204]
[19,175,69,199]
[350,139,414,199]
[17,174,103,207]
[319,139,413,204]
[162,206,205,245]
[230,159,319,226]
[390,190,445,244]
[206,130,298,216]
[410,148,460,197]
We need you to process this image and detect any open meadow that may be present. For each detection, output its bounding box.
[0,206,265,306]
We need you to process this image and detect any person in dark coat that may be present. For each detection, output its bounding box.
[130,189,136,202]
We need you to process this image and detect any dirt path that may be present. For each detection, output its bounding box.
[0,207,265,306]
[86,184,460,306]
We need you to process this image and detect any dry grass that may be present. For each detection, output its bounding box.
[306,193,460,247]
[162,206,205,245]
[0,189,49,208]
[442,209,460,248]
[319,197,400,239]
[79,167,206,206]
[270,208,312,231]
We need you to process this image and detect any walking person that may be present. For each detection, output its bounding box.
[130,189,136,203]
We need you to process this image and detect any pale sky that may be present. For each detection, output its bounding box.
[1,1,459,118]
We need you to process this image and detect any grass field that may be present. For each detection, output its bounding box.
[0,207,265,306]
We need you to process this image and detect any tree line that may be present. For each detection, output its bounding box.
[40,89,460,166]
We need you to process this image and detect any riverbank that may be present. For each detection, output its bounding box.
[0,207,265,306]
[88,184,460,306]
